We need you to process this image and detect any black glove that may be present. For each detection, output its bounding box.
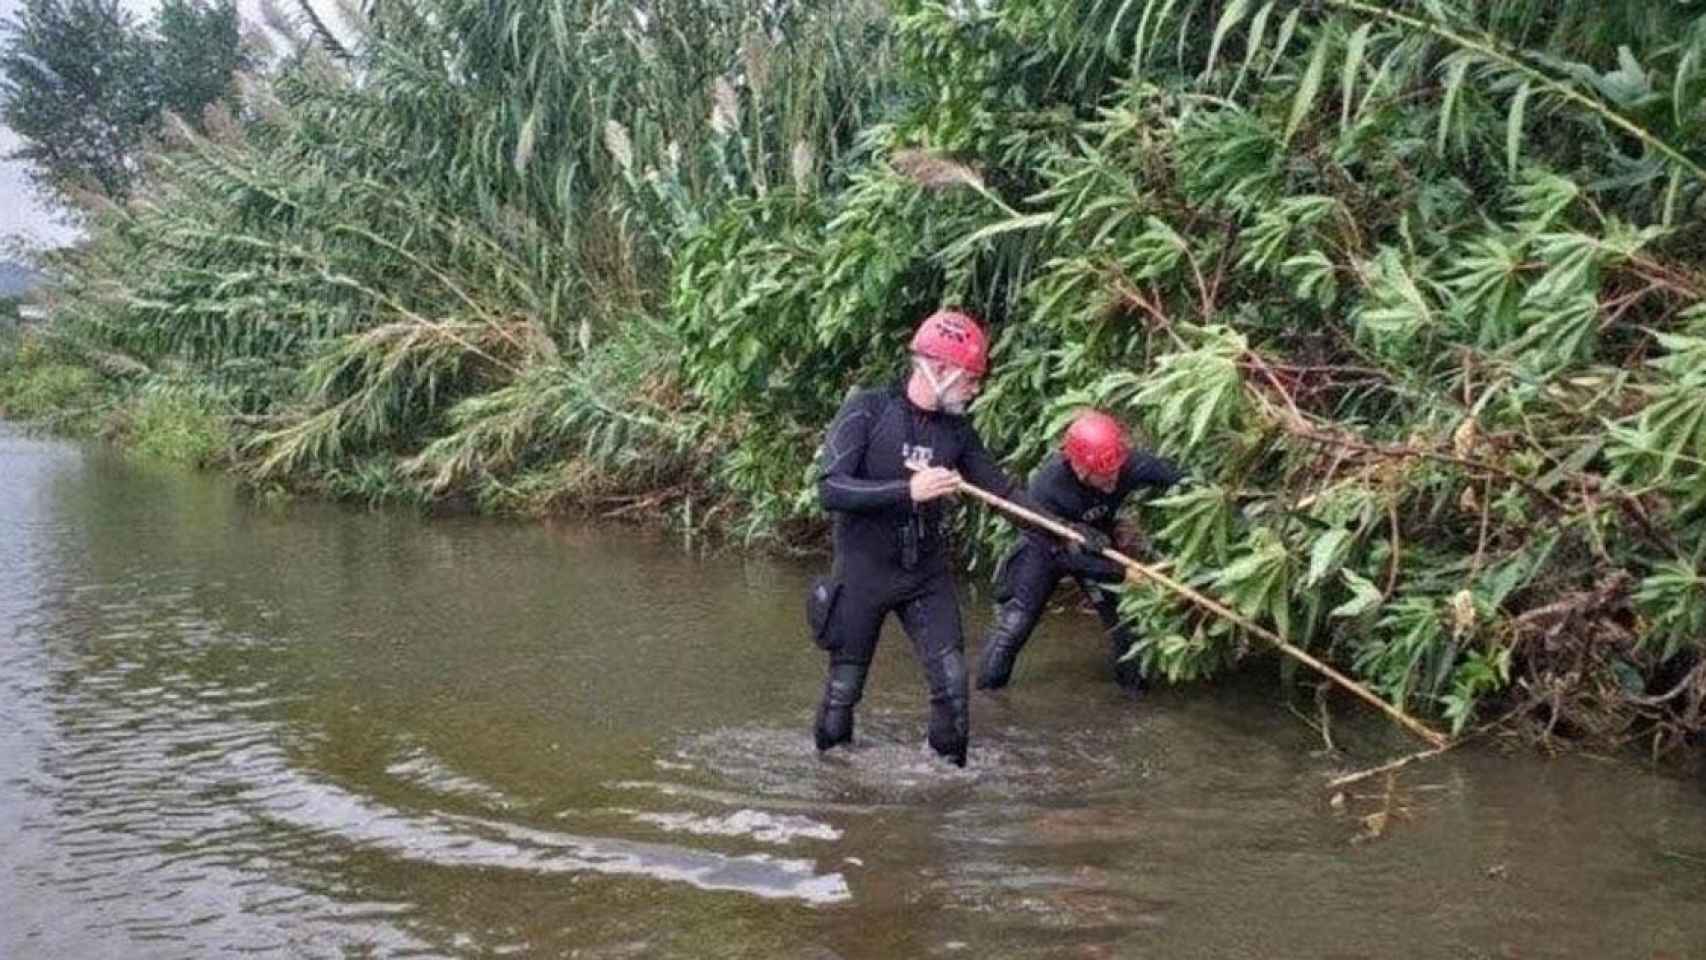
[1067,523,1111,555]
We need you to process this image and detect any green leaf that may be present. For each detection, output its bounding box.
[1677,45,1700,130]
[1510,172,1579,232]
[939,211,1055,262]
[513,101,541,175]
[1506,81,1531,175]
[1357,42,1402,121]
[1306,528,1352,587]
[1133,0,1183,79]
[1286,30,1331,146]
[1104,0,1146,57]
[1355,248,1435,351]
[1340,22,1371,131]
[1437,54,1472,157]
[1528,232,1600,301]
[1332,569,1383,618]
[1663,167,1684,228]
[1281,250,1338,308]
[1205,0,1251,80]
[1231,0,1274,96]
[1265,7,1301,84]
[1189,383,1221,446]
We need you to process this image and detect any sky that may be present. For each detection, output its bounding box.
[0,0,137,249]
[0,120,65,248]
[0,0,352,253]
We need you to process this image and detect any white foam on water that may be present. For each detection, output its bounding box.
[229,747,852,905]
[629,808,843,844]
[384,743,514,810]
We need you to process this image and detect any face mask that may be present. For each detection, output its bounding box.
[914,358,968,415]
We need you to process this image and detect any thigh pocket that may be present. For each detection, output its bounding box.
[806,576,843,651]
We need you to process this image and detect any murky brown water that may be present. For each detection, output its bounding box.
[3,421,1704,958]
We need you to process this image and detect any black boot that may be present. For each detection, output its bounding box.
[814,662,868,751]
[975,599,1034,690]
[928,697,969,766]
[1109,628,1145,693]
[926,649,970,766]
[1084,581,1144,694]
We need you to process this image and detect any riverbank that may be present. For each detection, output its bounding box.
[8,0,1706,755]
[1,322,750,530]
[6,326,1704,769]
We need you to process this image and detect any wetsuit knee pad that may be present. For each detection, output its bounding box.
[815,662,868,750]
[996,597,1033,634]
[975,599,1037,690]
[825,662,868,705]
[933,648,968,698]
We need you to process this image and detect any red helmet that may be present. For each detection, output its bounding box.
[909,309,988,377]
[1062,410,1130,476]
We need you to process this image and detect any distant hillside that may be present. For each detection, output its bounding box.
[0,261,44,298]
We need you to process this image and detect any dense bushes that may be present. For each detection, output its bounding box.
[8,0,1705,746]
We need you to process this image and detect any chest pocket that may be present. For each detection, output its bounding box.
[902,442,935,471]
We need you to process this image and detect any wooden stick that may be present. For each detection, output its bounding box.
[1324,744,1453,790]
[951,478,1450,749]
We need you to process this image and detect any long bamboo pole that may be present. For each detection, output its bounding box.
[951,478,1449,749]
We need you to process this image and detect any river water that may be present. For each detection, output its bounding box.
[2,422,1703,958]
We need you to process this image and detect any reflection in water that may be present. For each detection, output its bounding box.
[3,422,1706,959]
[236,745,852,906]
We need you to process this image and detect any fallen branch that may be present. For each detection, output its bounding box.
[950,477,1450,748]
[1290,425,1571,516]
[1325,744,1452,790]
[599,485,686,518]
[1628,663,1706,708]
[1324,700,1534,790]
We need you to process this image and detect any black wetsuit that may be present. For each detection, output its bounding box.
[813,383,1034,766]
[975,451,1183,691]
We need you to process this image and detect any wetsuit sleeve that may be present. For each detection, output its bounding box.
[1059,550,1126,583]
[956,426,1039,511]
[1052,500,1126,582]
[818,394,911,512]
[1030,459,1077,518]
[1121,450,1187,493]
[957,428,1072,553]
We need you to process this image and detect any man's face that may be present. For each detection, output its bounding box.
[941,364,981,413]
[1071,459,1118,493]
[920,358,981,414]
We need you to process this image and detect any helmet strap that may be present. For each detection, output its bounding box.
[913,357,967,415]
